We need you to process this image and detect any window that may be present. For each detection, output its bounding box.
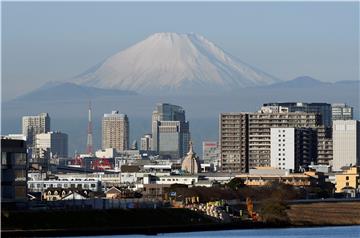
[13,153,26,166]
[346,182,349,186]
[91,184,96,188]
[346,176,349,180]
[1,152,7,165]
[14,170,26,182]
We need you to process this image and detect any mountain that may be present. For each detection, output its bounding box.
[265,76,330,88]
[12,82,136,102]
[73,32,280,94]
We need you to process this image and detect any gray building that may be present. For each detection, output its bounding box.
[152,103,190,159]
[316,126,333,165]
[219,113,249,173]
[263,102,332,127]
[1,137,28,209]
[219,106,322,172]
[332,103,353,121]
[248,106,321,169]
[22,113,50,148]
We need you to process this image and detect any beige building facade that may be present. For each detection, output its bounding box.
[102,111,129,152]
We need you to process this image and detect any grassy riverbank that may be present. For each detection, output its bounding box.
[287,202,360,226]
[2,201,360,237]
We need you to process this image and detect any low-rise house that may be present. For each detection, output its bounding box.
[42,188,92,201]
[335,166,360,197]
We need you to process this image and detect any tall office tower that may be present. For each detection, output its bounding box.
[35,131,69,158]
[316,126,333,165]
[219,113,249,173]
[248,107,321,169]
[332,103,353,121]
[270,128,316,172]
[263,102,332,127]
[140,134,152,151]
[22,113,50,148]
[102,111,129,152]
[332,120,360,171]
[1,137,28,209]
[151,103,190,159]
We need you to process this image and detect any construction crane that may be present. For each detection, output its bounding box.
[246,197,258,221]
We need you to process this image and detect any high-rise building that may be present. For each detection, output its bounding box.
[263,102,332,127]
[140,134,152,151]
[1,137,28,209]
[248,107,321,169]
[219,113,249,173]
[316,126,333,165]
[102,111,129,152]
[35,131,68,158]
[151,103,190,159]
[270,128,316,172]
[332,120,360,171]
[332,103,353,121]
[219,107,321,172]
[22,113,50,148]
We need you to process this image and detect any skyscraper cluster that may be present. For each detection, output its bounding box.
[219,102,358,173]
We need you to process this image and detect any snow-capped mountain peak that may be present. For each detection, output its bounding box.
[73,32,280,93]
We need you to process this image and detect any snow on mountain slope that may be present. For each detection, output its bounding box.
[73,32,280,93]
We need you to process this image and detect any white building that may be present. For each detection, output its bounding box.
[270,128,316,172]
[140,134,152,151]
[332,103,353,121]
[95,148,117,158]
[270,128,295,171]
[333,120,360,171]
[22,113,50,147]
[202,141,220,170]
[35,131,68,158]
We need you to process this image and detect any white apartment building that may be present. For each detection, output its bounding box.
[333,120,360,171]
[22,113,50,147]
[35,131,68,158]
[270,128,295,171]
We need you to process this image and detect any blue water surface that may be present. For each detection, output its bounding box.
[68,225,360,238]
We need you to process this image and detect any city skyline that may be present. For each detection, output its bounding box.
[3,2,359,100]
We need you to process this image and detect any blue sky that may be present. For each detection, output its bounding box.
[2,1,359,100]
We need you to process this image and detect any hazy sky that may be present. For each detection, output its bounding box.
[2,1,359,100]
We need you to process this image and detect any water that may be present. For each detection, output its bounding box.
[69,226,360,238]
